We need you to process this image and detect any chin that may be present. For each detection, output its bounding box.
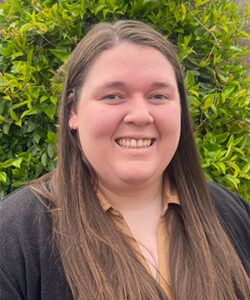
[118,171,158,186]
[115,162,164,185]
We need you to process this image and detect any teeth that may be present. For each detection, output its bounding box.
[116,138,153,148]
[137,139,143,147]
[131,139,137,147]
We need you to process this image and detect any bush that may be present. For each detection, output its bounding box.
[0,0,249,200]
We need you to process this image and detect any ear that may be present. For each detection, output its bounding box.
[68,102,79,130]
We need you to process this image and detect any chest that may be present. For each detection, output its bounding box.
[135,233,159,279]
[124,218,161,280]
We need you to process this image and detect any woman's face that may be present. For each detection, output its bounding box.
[69,42,181,192]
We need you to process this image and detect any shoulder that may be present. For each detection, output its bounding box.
[0,185,51,240]
[207,180,249,217]
[0,185,72,299]
[0,183,53,248]
[0,184,49,219]
[206,180,249,242]
[206,181,250,275]
[0,185,52,299]
[0,184,52,265]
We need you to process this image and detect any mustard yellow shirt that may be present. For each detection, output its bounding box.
[97,176,180,299]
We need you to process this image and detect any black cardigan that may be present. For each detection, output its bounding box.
[0,181,249,300]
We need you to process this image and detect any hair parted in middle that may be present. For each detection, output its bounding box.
[31,20,250,300]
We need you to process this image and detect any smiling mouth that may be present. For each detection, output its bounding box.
[115,138,155,148]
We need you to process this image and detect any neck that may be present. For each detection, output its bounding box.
[98,176,163,212]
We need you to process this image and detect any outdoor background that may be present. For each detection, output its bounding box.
[0,0,249,200]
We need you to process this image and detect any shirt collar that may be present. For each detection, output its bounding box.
[161,174,180,217]
[97,189,112,212]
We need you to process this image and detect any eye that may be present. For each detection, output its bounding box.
[100,93,126,104]
[102,94,120,100]
[149,94,169,102]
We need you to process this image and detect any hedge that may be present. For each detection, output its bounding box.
[0,0,249,200]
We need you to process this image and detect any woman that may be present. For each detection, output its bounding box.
[0,20,249,300]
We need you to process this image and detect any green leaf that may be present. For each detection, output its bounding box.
[41,152,48,167]
[229,45,243,53]
[43,104,56,120]
[218,162,227,174]
[40,95,48,103]
[184,71,195,87]
[203,96,214,110]
[20,23,35,34]
[0,171,7,183]
[241,163,250,175]
[222,86,235,98]
[223,174,238,190]
[196,0,209,8]
[3,124,10,135]
[50,96,57,105]
[189,89,199,97]
[222,144,233,161]
[227,135,234,147]
[0,158,23,169]
[27,104,44,116]
[49,49,70,62]
[10,101,29,110]
[95,4,105,15]
[47,130,57,143]
[181,3,186,18]
[216,132,229,144]
[9,109,19,122]
[48,144,56,158]
[33,131,42,144]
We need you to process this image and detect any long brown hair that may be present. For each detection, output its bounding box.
[31,20,249,299]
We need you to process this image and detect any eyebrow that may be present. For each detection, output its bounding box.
[151,82,174,89]
[99,81,126,89]
[151,82,178,95]
[98,81,176,90]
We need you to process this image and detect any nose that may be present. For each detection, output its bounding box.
[123,96,154,126]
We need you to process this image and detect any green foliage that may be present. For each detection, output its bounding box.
[0,0,249,200]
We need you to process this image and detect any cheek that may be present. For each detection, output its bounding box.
[157,104,181,135]
[78,105,122,141]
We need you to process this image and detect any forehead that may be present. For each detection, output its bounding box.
[82,42,178,89]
